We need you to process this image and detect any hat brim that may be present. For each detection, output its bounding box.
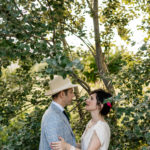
[45,84,78,96]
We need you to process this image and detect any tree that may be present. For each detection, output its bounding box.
[0,0,150,149]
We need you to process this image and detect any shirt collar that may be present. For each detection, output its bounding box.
[52,101,64,112]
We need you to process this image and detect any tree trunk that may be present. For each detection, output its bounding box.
[93,0,115,94]
[74,87,84,122]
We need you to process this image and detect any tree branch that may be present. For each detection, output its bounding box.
[71,72,91,93]
[86,0,93,12]
[74,34,96,58]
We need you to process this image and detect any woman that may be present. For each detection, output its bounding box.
[51,89,112,150]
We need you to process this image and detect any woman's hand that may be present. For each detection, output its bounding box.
[51,137,67,150]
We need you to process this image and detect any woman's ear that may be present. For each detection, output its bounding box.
[99,103,104,111]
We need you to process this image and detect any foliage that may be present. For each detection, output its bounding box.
[109,49,150,149]
[0,107,47,150]
[0,0,150,149]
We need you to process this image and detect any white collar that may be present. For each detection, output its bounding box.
[52,101,64,112]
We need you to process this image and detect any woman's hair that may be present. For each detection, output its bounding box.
[90,89,112,116]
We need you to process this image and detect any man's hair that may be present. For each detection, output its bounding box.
[52,89,69,99]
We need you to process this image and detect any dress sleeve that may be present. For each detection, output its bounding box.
[93,122,108,146]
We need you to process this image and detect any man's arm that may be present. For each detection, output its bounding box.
[44,119,61,146]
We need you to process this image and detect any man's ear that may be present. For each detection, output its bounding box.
[59,91,65,98]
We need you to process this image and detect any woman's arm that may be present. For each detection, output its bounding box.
[87,131,101,150]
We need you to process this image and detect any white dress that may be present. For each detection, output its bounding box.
[81,120,110,150]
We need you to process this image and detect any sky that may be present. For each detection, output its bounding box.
[66,17,147,54]
[66,6,147,54]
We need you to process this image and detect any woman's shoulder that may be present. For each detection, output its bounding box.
[86,119,92,127]
[94,120,110,131]
[97,120,109,125]
[93,120,111,143]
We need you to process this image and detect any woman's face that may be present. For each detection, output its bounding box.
[85,93,98,111]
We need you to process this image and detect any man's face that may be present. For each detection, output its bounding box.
[64,88,75,105]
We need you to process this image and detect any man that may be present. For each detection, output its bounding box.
[39,75,77,150]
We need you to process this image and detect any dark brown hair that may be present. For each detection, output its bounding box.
[90,89,112,116]
[52,89,69,99]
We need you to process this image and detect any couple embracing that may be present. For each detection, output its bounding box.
[39,76,112,150]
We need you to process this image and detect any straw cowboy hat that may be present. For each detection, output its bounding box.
[45,75,78,96]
